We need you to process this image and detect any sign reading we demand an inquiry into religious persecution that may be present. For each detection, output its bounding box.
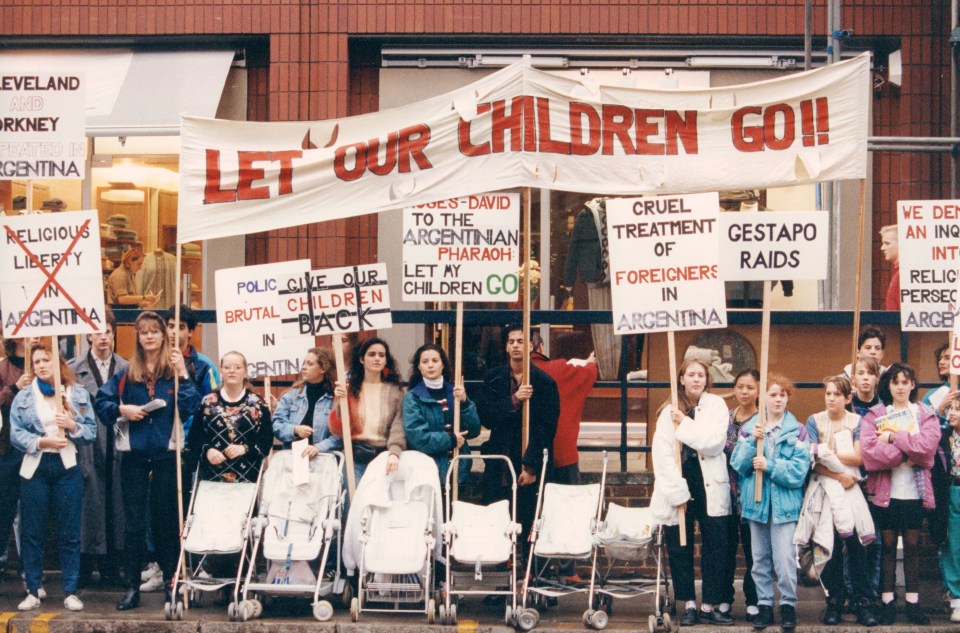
[278,263,391,337]
[216,260,314,378]
[898,200,960,331]
[607,192,726,335]
[0,210,105,337]
[402,192,520,301]
[718,211,829,281]
[0,73,86,181]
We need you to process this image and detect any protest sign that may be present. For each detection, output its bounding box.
[952,274,960,376]
[897,200,960,331]
[278,263,392,337]
[607,192,726,335]
[0,73,86,181]
[0,210,105,337]
[402,193,520,301]
[215,260,313,377]
[718,211,829,280]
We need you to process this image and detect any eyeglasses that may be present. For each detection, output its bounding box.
[221,365,246,372]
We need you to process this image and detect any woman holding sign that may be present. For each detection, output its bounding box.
[650,358,732,627]
[860,362,940,625]
[329,337,406,482]
[10,341,97,612]
[273,347,341,458]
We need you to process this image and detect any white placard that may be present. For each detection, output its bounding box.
[607,193,727,335]
[215,260,313,378]
[0,210,105,337]
[897,200,960,331]
[402,193,521,301]
[953,273,960,376]
[0,73,86,181]
[278,263,392,337]
[718,211,829,281]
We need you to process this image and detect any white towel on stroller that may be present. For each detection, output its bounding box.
[533,483,600,559]
[449,499,514,565]
[183,480,259,554]
[595,503,657,563]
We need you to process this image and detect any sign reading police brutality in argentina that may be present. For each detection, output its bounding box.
[278,263,392,337]
[898,200,960,331]
[0,210,105,337]
[607,193,726,334]
[0,73,86,180]
[216,260,314,378]
[718,211,828,280]
[402,193,520,301]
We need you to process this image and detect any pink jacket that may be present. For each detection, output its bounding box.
[860,402,940,510]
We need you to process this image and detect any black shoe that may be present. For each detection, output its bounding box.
[879,601,896,625]
[698,609,734,626]
[822,600,842,625]
[745,610,758,624]
[904,601,929,625]
[679,607,698,627]
[753,605,774,630]
[779,605,797,632]
[857,600,879,627]
[116,588,140,611]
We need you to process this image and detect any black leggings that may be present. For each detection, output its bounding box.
[871,499,924,595]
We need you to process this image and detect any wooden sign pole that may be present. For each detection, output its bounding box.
[452,301,464,502]
[264,375,273,412]
[667,332,686,546]
[754,281,772,502]
[172,244,188,608]
[332,334,357,498]
[522,188,532,453]
[51,336,65,439]
[851,179,867,369]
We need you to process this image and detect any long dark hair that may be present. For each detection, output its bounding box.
[347,337,399,398]
[408,343,451,387]
[127,311,174,383]
[878,362,919,405]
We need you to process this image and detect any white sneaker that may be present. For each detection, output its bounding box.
[141,561,161,582]
[18,594,40,611]
[64,595,84,612]
[952,607,960,623]
[37,586,46,600]
[140,573,165,592]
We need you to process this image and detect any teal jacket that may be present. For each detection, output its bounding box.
[402,381,481,484]
[729,411,810,525]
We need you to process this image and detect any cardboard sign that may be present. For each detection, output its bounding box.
[718,211,829,280]
[0,210,105,337]
[402,193,520,301]
[897,200,960,331]
[215,260,313,378]
[0,73,86,181]
[607,193,727,335]
[278,263,391,337]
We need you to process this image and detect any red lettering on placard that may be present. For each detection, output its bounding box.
[205,149,302,203]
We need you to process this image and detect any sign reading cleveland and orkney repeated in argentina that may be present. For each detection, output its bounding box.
[402,193,520,301]
[607,193,727,335]
[718,211,829,281]
[278,263,392,337]
[897,200,960,331]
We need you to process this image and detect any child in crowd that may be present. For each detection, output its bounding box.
[843,326,887,379]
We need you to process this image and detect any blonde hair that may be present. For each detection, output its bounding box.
[878,224,897,238]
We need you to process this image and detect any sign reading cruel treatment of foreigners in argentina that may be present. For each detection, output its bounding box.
[0,210,105,337]
[718,211,829,281]
[278,263,392,337]
[897,200,960,331]
[402,192,520,301]
[607,192,727,335]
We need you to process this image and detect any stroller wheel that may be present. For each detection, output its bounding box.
[438,604,447,624]
[340,580,354,608]
[449,603,458,625]
[227,601,238,621]
[589,609,608,630]
[662,613,673,632]
[427,598,436,624]
[175,601,184,620]
[164,601,173,621]
[518,607,540,631]
[312,600,334,622]
[505,605,514,626]
[249,598,263,618]
[350,596,360,622]
[583,610,592,626]
[648,614,658,633]
[238,601,252,622]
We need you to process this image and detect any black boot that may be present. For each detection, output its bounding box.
[822,598,842,625]
[857,599,879,627]
[116,587,140,611]
[904,601,929,625]
[878,601,896,625]
[779,604,797,632]
[753,605,774,630]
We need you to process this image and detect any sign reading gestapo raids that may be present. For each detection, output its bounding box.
[718,211,829,281]
[898,200,960,331]
[278,263,392,337]
[0,73,86,181]
[216,260,314,378]
[607,192,727,334]
[402,193,520,301]
[0,210,105,337]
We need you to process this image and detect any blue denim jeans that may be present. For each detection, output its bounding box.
[21,454,83,594]
[749,518,798,607]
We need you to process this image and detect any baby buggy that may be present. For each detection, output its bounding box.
[440,453,522,625]
[343,450,442,622]
[166,461,263,620]
[238,450,347,622]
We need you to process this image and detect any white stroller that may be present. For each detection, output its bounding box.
[238,450,347,622]
[343,450,442,622]
[595,504,674,633]
[166,463,263,621]
[519,450,608,631]
[441,454,522,625]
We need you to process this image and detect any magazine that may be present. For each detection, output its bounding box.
[875,408,918,435]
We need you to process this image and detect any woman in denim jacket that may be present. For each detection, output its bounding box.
[272,347,341,459]
[11,341,96,612]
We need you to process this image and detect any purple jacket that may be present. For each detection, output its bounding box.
[860,402,940,510]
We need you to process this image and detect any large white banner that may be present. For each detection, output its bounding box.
[0,73,86,181]
[0,210,106,337]
[898,200,960,331]
[215,260,313,378]
[278,263,391,337]
[402,192,520,301]
[718,211,829,280]
[607,193,727,335]
[178,55,870,243]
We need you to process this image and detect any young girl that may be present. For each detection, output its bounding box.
[273,347,341,458]
[860,362,940,625]
[650,359,731,626]
[721,369,760,622]
[730,374,809,632]
[941,394,960,622]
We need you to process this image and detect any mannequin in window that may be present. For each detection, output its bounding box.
[137,249,177,312]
